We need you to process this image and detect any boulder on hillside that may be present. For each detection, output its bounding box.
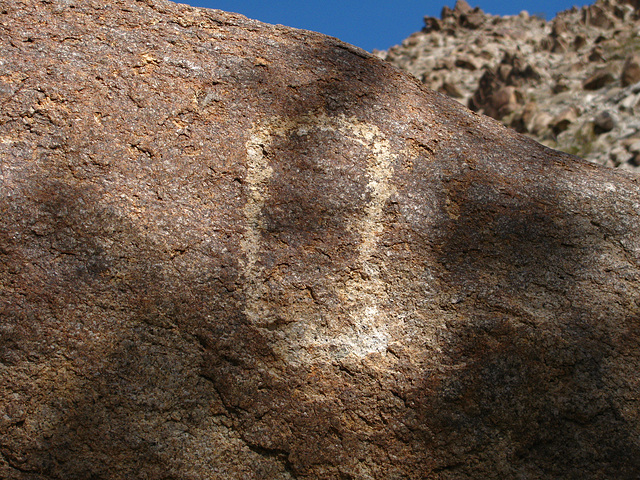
[423,15,443,32]
[440,0,486,30]
[1,1,640,479]
[453,0,473,15]
[460,8,486,29]
[468,53,538,120]
[593,109,617,133]
[583,2,618,28]
[583,67,617,89]
[551,106,580,134]
[621,53,640,87]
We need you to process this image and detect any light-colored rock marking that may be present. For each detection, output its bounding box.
[242,112,397,363]
[242,126,275,325]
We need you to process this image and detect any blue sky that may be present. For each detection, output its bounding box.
[180,1,592,52]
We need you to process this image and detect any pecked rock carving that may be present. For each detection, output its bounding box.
[1,0,640,479]
[242,112,397,365]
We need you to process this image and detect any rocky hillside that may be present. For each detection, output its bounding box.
[378,0,640,171]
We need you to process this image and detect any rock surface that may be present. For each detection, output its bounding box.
[1,0,640,479]
[379,0,640,171]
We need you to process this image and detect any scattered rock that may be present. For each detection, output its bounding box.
[440,80,464,98]
[530,111,554,135]
[468,53,538,119]
[441,4,455,19]
[455,55,480,70]
[620,92,639,111]
[453,0,472,15]
[573,34,588,50]
[552,107,579,134]
[439,0,486,30]
[621,54,640,87]
[609,146,634,166]
[552,17,569,36]
[382,0,640,170]
[460,8,486,29]
[588,45,606,62]
[594,110,617,133]
[553,78,571,93]
[583,3,617,28]
[583,68,616,90]
[423,16,442,32]
[494,85,522,116]
[628,139,640,156]
[552,37,570,53]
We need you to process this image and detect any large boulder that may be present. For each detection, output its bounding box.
[1,0,640,478]
[468,52,540,121]
[621,53,640,87]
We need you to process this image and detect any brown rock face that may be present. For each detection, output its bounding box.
[2,1,640,479]
[621,53,640,87]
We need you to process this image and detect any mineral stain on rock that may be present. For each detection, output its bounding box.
[1,0,640,479]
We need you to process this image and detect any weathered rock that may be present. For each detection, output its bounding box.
[455,55,480,70]
[551,36,569,53]
[583,68,616,89]
[530,111,554,135]
[619,92,639,111]
[551,17,568,36]
[381,0,640,169]
[2,1,640,479]
[621,54,640,87]
[439,0,485,30]
[628,139,640,157]
[573,34,588,50]
[553,78,571,93]
[453,0,473,15]
[517,101,543,133]
[551,107,579,133]
[469,53,537,120]
[441,4,455,20]
[423,16,442,32]
[439,80,464,98]
[583,3,618,28]
[459,8,486,30]
[493,85,522,116]
[609,145,634,166]
[588,45,606,62]
[593,109,617,133]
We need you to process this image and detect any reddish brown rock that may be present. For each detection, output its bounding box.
[468,53,537,120]
[583,2,618,28]
[583,67,617,89]
[621,53,640,87]
[439,80,465,98]
[440,0,485,30]
[1,1,640,479]
[423,15,443,32]
[453,0,473,15]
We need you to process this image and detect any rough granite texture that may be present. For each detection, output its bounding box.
[1,1,640,479]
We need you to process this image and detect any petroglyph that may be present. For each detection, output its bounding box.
[242,112,397,362]
[242,126,275,325]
